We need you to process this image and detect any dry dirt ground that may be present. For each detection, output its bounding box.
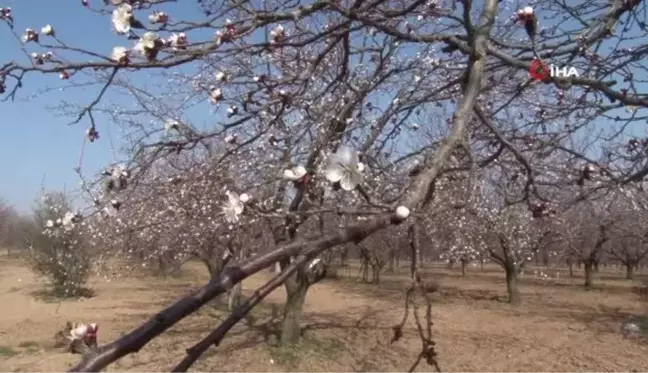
[1,254,648,372]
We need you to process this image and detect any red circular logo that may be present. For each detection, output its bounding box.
[529,60,550,81]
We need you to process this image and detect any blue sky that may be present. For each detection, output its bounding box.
[0,1,644,213]
[0,1,204,213]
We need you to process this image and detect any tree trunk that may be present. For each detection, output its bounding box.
[542,250,549,268]
[228,282,242,311]
[569,262,574,277]
[626,263,635,280]
[202,255,225,282]
[594,261,600,272]
[372,264,381,283]
[340,247,348,267]
[204,260,226,306]
[584,260,594,288]
[387,249,395,273]
[280,277,308,346]
[505,264,521,304]
[460,258,467,277]
[361,258,369,282]
[447,258,454,269]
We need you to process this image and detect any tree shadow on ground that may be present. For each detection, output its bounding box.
[513,304,647,339]
[192,302,396,369]
[29,287,96,303]
[302,307,393,333]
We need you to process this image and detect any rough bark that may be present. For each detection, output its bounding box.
[626,263,635,280]
[280,275,308,345]
[584,260,594,288]
[339,247,348,267]
[227,282,242,311]
[372,263,381,283]
[505,264,521,304]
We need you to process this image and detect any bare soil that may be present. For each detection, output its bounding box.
[1,254,647,372]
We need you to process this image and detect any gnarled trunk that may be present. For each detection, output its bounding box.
[340,247,348,267]
[280,275,308,345]
[584,260,594,288]
[505,263,521,304]
[626,263,635,280]
[371,263,381,283]
[460,258,467,277]
[228,282,242,311]
[566,258,574,277]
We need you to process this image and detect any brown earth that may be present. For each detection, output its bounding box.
[0,254,647,372]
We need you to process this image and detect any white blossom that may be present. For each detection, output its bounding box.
[41,24,55,36]
[70,323,89,341]
[270,24,285,43]
[62,211,76,227]
[111,164,129,179]
[395,206,410,219]
[227,105,238,117]
[209,88,223,103]
[164,119,179,133]
[283,165,307,181]
[520,6,534,15]
[215,71,227,82]
[22,28,38,43]
[112,4,134,34]
[222,191,244,223]
[134,32,160,56]
[148,11,168,24]
[167,33,187,49]
[324,146,364,191]
[111,47,129,64]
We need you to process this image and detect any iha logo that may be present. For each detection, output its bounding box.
[529,60,579,80]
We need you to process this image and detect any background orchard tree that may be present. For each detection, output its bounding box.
[606,189,648,280]
[0,199,18,253]
[425,169,483,276]
[468,180,554,304]
[561,196,615,288]
[356,224,408,283]
[27,191,92,298]
[0,0,647,370]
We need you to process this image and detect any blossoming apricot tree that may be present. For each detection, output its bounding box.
[1,0,647,370]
